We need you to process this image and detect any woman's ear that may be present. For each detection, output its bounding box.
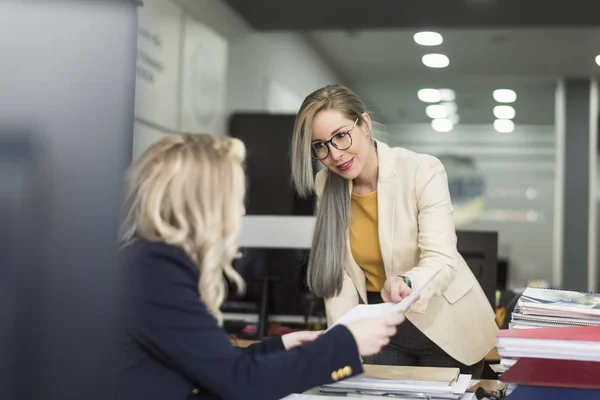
[361,112,372,135]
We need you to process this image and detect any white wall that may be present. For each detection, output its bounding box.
[132,0,341,159]
[383,123,555,289]
[226,32,340,115]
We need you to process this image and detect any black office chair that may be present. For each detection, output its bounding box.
[456,230,499,309]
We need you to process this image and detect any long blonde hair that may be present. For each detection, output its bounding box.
[290,84,375,298]
[120,133,246,324]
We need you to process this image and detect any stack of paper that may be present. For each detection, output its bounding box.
[495,325,600,375]
[282,394,476,400]
[495,327,600,397]
[497,326,600,361]
[509,287,600,329]
[318,365,472,399]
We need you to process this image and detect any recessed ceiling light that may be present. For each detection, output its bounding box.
[432,118,453,132]
[418,88,442,103]
[414,31,443,46]
[422,54,450,68]
[442,101,458,114]
[439,89,456,101]
[426,104,449,119]
[596,55,600,66]
[493,105,516,119]
[493,89,517,103]
[494,119,515,133]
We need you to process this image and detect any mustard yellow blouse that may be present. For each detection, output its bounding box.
[349,190,386,292]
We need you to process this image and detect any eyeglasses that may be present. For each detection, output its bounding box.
[311,118,358,160]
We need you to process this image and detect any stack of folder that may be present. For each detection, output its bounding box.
[509,287,600,329]
[495,326,600,399]
[317,365,472,399]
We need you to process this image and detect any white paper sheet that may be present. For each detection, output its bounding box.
[327,269,441,332]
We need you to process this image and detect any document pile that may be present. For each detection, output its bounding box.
[509,287,600,329]
[495,326,600,399]
[318,365,473,399]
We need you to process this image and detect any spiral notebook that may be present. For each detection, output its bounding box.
[517,287,600,318]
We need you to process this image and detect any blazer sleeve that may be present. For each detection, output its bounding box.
[402,155,460,313]
[127,260,363,400]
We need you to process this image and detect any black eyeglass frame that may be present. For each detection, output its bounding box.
[311,118,359,160]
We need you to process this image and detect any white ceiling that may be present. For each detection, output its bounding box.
[305,27,600,125]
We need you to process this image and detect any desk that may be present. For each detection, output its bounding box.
[303,364,505,396]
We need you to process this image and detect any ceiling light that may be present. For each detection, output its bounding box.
[426,104,449,119]
[493,89,517,103]
[418,88,442,103]
[414,31,443,46]
[439,89,456,101]
[596,55,600,66]
[422,54,450,68]
[494,119,515,133]
[449,114,460,124]
[432,118,453,132]
[442,101,458,114]
[493,105,516,119]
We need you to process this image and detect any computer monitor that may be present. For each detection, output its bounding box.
[456,230,499,308]
[222,216,320,337]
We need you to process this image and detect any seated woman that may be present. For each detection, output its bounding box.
[118,133,405,400]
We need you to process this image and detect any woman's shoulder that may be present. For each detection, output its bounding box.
[119,239,198,291]
[382,143,444,173]
[121,239,190,265]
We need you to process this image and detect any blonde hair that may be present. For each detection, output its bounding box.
[290,84,376,298]
[120,133,246,324]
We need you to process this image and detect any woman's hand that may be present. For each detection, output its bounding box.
[346,313,405,356]
[381,276,413,303]
[281,330,323,350]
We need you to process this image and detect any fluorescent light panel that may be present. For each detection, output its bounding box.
[494,119,515,133]
[432,118,453,132]
[418,88,442,103]
[494,105,516,119]
[493,89,517,103]
[414,31,443,46]
[422,53,449,68]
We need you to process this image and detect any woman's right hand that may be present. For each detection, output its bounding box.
[346,313,405,356]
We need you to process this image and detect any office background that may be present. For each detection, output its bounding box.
[132,0,599,296]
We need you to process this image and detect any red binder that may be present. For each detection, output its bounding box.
[496,326,600,341]
[500,358,600,390]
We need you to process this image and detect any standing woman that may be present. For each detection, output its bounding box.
[118,133,404,400]
[290,85,498,377]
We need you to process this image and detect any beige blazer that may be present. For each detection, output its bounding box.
[315,140,498,366]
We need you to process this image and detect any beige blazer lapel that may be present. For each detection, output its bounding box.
[343,140,397,303]
[374,141,396,277]
[345,179,368,303]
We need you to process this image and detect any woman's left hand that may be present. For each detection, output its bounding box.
[281,330,323,350]
[381,276,413,303]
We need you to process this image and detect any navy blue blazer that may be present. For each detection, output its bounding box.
[119,239,363,400]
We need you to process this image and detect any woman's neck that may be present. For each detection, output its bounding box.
[352,143,378,194]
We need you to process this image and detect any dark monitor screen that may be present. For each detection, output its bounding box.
[223,247,312,317]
